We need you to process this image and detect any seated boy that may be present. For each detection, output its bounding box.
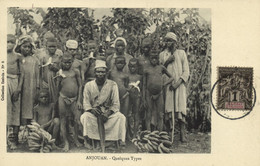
[33,89,60,145]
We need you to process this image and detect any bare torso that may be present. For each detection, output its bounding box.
[35,104,53,125]
[129,73,142,83]
[110,70,128,98]
[7,53,20,75]
[60,69,79,98]
[145,65,164,95]
[83,58,96,80]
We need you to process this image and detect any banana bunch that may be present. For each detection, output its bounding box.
[27,121,55,153]
[132,130,172,153]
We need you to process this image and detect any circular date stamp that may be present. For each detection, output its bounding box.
[211,67,256,120]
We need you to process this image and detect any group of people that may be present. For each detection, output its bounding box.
[7,31,189,152]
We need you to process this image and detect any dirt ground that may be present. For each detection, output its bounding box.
[7,131,211,153]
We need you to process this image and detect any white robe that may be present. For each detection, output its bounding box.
[80,79,126,141]
[159,49,190,117]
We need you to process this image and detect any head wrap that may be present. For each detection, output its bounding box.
[114,37,127,47]
[142,37,152,46]
[15,35,35,54]
[165,32,177,41]
[95,60,107,69]
[55,49,63,57]
[88,40,97,45]
[66,40,78,49]
[115,29,124,37]
[43,31,55,39]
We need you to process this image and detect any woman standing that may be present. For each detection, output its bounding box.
[15,35,40,125]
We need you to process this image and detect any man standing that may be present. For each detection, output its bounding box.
[159,32,190,143]
[80,60,126,151]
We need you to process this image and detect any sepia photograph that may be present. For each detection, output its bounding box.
[6,7,209,154]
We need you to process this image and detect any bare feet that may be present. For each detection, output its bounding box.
[84,141,92,149]
[9,141,17,150]
[52,144,62,150]
[75,140,83,147]
[62,144,69,152]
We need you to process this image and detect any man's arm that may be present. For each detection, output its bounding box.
[75,69,82,103]
[74,69,83,110]
[80,60,87,84]
[162,66,174,86]
[82,83,94,111]
[17,56,24,92]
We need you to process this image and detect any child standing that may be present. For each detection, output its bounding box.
[15,35,40,125]
[108,56,129,140]
[38,37,61,103]
[56,52,83,152]
[127,58,142,137]
[143,49,174,131]
[7,34,24,150]
[65,40,86,83]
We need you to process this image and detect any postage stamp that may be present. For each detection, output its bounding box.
[217,67,253,110]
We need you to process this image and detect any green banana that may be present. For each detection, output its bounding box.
[29,132,41,139]
[29,147,40,151]
[148,136,160,143]
[146,143,154,152]
[29,143,42,148]
[137,142,145,152]
[42,146,50,153]
[149,133,160,139]
[157,144,164,153]
[160,135,170,140]
[31,122,41,128]
[149,142,158,151]
[27,125,38,131]
[160,143,171,153]
[144,144,150,152]
[151,141,158,146]
[45,144,52,151]
[151,130,159,135]
[159,131,168,135]
[160,140,172,147]
[141,137,149,143]
[131,138,138,143]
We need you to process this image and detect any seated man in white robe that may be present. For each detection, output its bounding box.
[80,60,126,151]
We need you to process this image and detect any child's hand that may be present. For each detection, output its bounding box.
[77,101,83,110]
[172,82,181,90]
[169,85,174,91]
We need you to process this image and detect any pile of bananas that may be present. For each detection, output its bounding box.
[27,121,55,153]
[132,130,172,153]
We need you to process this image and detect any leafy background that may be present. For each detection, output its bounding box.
[8,7,211,132]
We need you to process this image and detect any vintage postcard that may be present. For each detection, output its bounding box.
[0,0,259,166]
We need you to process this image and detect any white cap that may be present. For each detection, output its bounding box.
[165,32,177,41]
[95,60,107,69]
[66,40,78,49]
